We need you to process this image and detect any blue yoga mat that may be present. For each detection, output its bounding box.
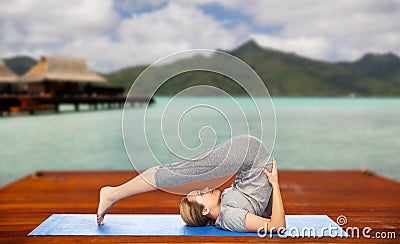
[28,214,348,237]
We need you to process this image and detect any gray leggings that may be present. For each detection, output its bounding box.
[155,134,271,188]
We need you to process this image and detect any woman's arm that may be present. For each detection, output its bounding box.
[244,158,286,233]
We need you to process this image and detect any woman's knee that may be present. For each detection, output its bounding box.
[233,134,262,147]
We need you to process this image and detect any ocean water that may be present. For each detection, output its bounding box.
[0,97,399,187]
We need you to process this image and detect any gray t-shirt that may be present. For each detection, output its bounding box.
[215,151,273,232]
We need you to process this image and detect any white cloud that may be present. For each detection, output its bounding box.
[0,0,242,72]
[251,34,331,61]
[0,0,120,64]
[59,2,240,71]
[117,3,232,47]
[202,0,400,61]
[0,0,118,44]
[0,0,399,72]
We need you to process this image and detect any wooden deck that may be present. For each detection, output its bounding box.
[0,95,154,115]
[0,170,398,243]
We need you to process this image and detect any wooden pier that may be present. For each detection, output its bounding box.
[0,95,154,115]
[0,170,398,243]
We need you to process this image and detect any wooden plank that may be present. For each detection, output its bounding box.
[0,170,398,243]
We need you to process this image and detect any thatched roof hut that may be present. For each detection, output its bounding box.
[21,56,106,83]
[19,56,107,97]
[0,60,19,83]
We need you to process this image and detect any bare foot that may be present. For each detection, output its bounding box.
[97,186,117,225]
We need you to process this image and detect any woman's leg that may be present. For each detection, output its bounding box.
[155,134,269,188]
[97,166,159,225]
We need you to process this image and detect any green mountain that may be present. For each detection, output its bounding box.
[3,40,400,96]
[3,56,37,75]
[103,40,399,96]
[100,65,147,89]
[225,40,400,96]
[338,53,400,83]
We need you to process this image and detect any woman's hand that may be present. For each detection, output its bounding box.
[262,157,279,187]
[246,157,286,233]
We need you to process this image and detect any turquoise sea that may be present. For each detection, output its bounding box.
[1,97,399,187]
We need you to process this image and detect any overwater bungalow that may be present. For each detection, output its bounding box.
[0,56,150,115]
[20,56,120,97]
[0,60,19,95]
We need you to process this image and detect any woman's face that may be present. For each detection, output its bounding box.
[187,187,221,213]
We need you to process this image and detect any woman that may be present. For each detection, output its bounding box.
[97,135,286,233]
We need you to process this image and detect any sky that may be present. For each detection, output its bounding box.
[0,0,399,72]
